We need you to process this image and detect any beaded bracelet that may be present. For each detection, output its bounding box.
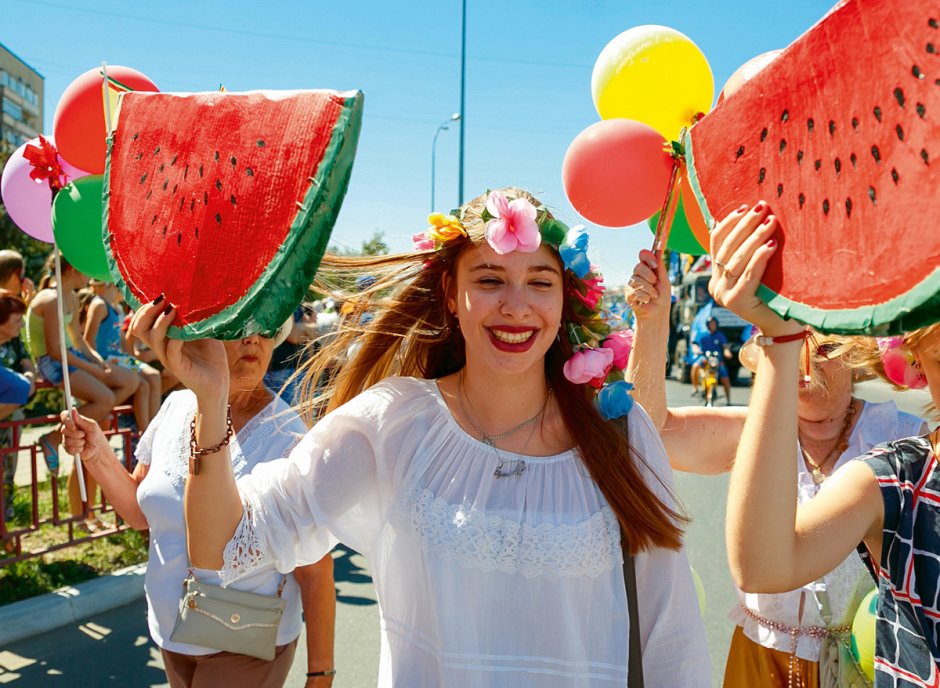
[188,406,234,476]
[306,669,336,677]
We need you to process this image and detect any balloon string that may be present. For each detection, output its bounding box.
[652,127,688,259]
[53,242,87,504]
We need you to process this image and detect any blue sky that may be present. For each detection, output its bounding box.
[3,0,836,285]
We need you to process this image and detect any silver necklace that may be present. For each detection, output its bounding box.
[458,371,550,478]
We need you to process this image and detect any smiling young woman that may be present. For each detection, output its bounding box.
[131,187,709,688]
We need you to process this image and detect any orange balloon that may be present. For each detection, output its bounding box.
[53,66,158,173]
[717,50,782,105]
[679,172,710,252]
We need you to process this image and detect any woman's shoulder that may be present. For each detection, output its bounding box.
[860,434,933,480]
[341,376,440,417]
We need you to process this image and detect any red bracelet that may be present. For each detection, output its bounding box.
[753,330,809,347]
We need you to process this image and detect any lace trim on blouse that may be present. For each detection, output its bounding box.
[220,504,273,587]
[405,484,622,579]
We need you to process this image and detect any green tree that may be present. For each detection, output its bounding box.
[0,146,55,280]
[328,229,389,257]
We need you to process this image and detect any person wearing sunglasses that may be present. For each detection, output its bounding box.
[625,247,928,687]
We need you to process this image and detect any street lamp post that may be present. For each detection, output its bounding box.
[431,113,460,212]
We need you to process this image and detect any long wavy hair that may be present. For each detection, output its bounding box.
[296,188,686,553]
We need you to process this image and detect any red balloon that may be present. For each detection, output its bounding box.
[53,66,158,174]
[562,119,673,227]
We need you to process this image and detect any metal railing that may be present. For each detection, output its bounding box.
[0,403,139,566]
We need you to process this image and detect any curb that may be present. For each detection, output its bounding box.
[0,562,146,647]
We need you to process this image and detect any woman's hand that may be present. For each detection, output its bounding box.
[625,250,670,323]
[708,202,803,338]
[61,408,112,466]
[129,300,229,402]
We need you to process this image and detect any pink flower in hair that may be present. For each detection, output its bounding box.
[602,329,634,370]
[484,190,541,254]
[563,346,614,385]
[412,232,436,252]
[877,336,927,389]
[572,270,605,310]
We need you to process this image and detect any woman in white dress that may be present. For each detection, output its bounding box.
[132,187,710,687]
[60,326,336,687]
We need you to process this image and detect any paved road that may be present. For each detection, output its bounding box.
[1,378,929,687]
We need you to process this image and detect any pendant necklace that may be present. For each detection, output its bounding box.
[458,371,551,479]
[798,399,858,485]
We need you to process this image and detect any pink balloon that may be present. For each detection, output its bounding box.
[0,137,90,243]
[562,119,673,227]
[717,50,782,104]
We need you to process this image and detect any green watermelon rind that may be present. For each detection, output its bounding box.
[686,134,940,336]
[103,91,364,341]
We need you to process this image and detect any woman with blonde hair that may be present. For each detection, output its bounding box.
[130,187,709,686]
[709,202,940,686]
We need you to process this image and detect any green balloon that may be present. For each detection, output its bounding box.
[52,175,112,282]
[647,194,707,256]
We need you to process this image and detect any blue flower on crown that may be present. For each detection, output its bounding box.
[558,225,590,279]
[595,380,635,420]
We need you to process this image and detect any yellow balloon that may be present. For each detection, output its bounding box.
[591,25,714,141]
[851,589,878,682]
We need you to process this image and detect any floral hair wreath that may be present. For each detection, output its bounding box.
[413,190,635,420]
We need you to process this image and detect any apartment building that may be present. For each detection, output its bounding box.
[0,42,43,153]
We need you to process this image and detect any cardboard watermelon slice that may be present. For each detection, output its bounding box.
[104,89,363,340]
[686,0,940,334]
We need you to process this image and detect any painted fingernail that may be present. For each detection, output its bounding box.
[152,294,165,305]
[737,204,749,212]
[767,239,777,248]
[163,304,173,316]
[762,214,775,225]
[753,202,765,213]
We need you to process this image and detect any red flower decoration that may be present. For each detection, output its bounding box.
[22,135,67,192]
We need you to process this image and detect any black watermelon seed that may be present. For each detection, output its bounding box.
[936,78,940,86]
[215,213,222,225]
[190,199,195,212]
[814,159,822,171]
[195,227,199,239]
[172,183,178,194]
[184,165,189,179]
[930,18,939,28]
[917,103,927,118]
[868,186,876,203]
[845,198,853,218]
[214,151,220,162]
[246,167,254,176]
[135,153,143,161]
[798,193,806,208]
[896,124,905,141]
[777,183,784,198]
[874,106,883,122]
[735,145,745,159]
[178,197,184,212]
[132,132,139,140]
[921,149,930,165]
[913,65,924,79]
[215,179,222,191]
[140,173,147,184]
[894,87,905,107]
[807,118,815,133]
[797,150,804,164]
[151,214,157,225]
[822,199,830,215]
[779,139,787,154]
[850,153,858,168]
[891,167,900,184]
[758,168,766,184]
[231,156,237,168]
[834,158,842,174]
[230,195,236,205]
[145,190,152,200]
[171,155,177,166]
[162,179,169,191]
[871,145,881,163]
[781,110,789,123]
[257,139,265,147]
[153,146,160,155]
[204,191,209,204]
[177,233,182,246]
[851,117,859,130]
[760,128,768,142]
[157,164,164,176]
[828,120,836,136]
[929,43,937,54]
[162,225,167,236]
[199,164,204,178]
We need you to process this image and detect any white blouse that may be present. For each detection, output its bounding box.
[221,376,710,687]
[730,400,926,660]
[136,389,307,655]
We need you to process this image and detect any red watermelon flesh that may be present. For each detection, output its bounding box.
[686,0,940,334]
[105,90,362,340]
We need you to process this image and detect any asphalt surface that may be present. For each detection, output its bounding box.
[0,377,930,687]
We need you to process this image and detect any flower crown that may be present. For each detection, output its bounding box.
[413,189,635,420]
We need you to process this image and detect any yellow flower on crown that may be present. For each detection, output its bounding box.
[427,213,467,244]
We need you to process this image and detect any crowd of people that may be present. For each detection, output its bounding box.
[0,188,937,687]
